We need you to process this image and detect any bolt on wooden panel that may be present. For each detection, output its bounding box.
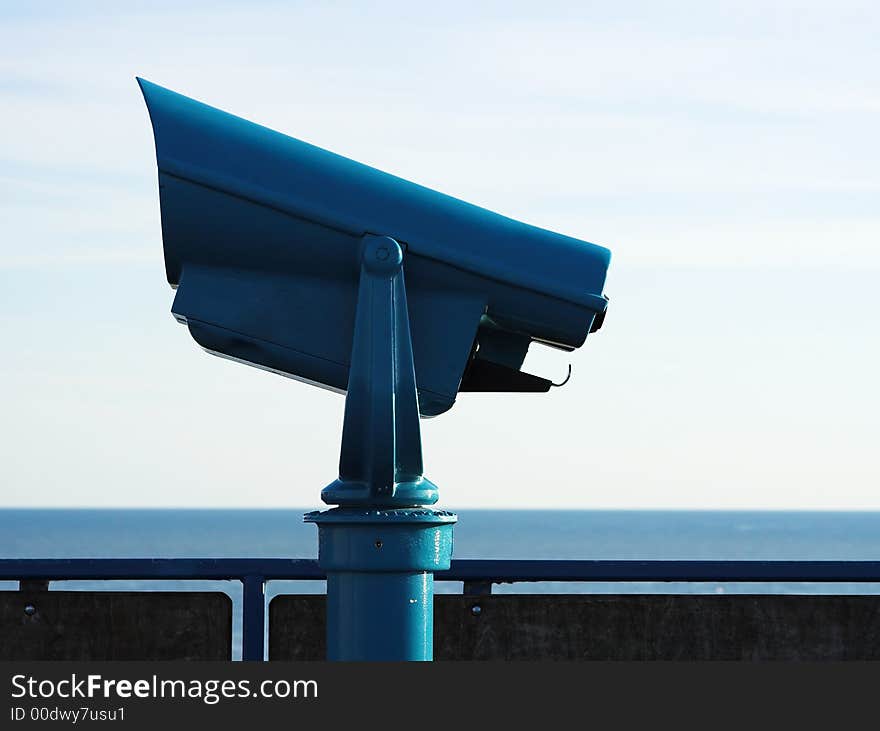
[269,594,880,661]
[2,592,232,661]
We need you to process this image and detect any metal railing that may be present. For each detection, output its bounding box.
[5,558,880,660]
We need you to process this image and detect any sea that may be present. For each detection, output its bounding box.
[4,509,880,658]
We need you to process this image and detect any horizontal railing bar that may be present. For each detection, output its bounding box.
[445,560,880,583]
[4,559,880,584]
[0,559,323,581]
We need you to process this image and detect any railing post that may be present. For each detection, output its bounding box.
[463,580,493,596]
[19,580,50,592]
[241,575,265,661]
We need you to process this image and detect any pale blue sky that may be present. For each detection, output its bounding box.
[1,1,878,508]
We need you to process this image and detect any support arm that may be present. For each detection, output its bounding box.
[321,235,438,507]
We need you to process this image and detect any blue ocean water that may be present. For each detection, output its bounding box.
[4,510,880,657]
[5,508,880,561]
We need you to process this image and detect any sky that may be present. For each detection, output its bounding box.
[1,1,878,509]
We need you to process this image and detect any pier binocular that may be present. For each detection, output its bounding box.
[139,79,611,416]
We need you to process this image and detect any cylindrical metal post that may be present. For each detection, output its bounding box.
[326,572,434,660]
[306,507,456,661]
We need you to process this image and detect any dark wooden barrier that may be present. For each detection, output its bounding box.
[270,594,880,660]
[1,591,232,660]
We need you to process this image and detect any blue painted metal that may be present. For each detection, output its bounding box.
[137,78,611,416]
[444,559,880,583]
[320,236,436,507]
[306,236,455,660]
[241,576,266,661]
[0,558,323,581]
[7,558,880,584]
[308,509,456,661]
[137,78,615,659]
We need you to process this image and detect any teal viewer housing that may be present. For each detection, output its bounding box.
[138,78,611,417]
